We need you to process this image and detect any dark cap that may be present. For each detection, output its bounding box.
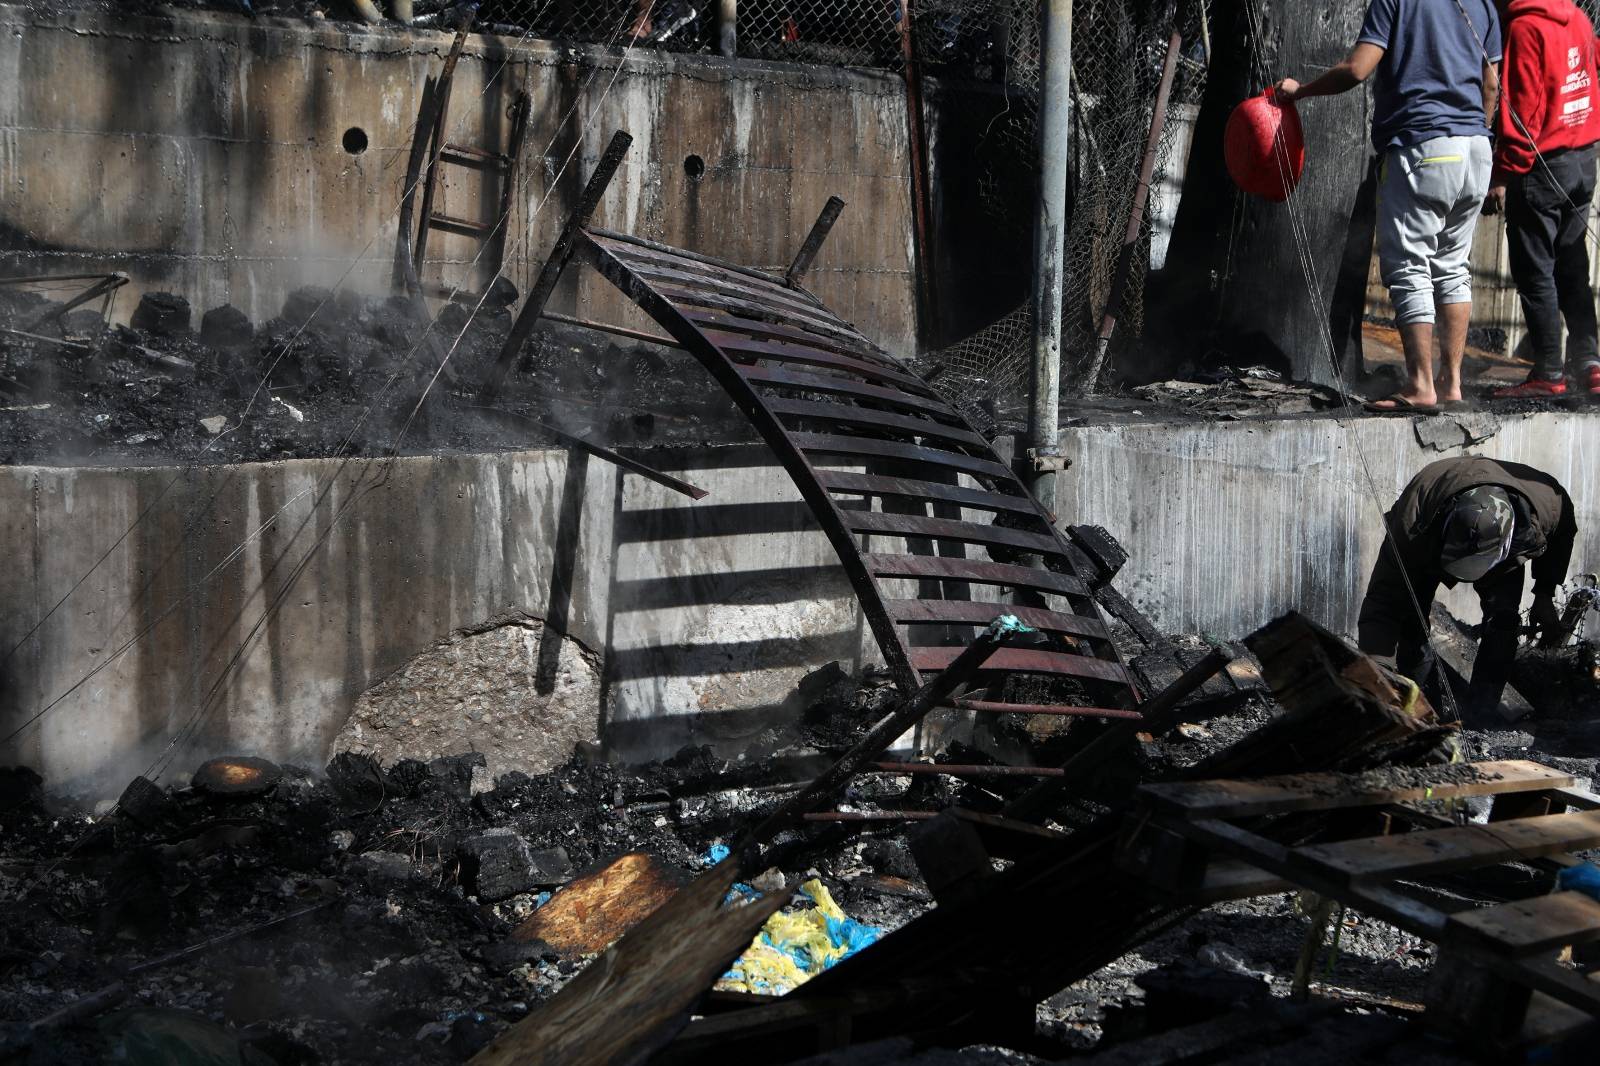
[1440,486,1515,582]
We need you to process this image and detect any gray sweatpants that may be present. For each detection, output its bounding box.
[1376,134,1492,325]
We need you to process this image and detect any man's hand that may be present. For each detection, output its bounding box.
[1483,185,1507,216]
[1274,78,1302,103]
[1530,594,1561,638]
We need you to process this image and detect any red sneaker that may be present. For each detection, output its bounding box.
[1492,377,1568,399]
[1586,366,1600,395]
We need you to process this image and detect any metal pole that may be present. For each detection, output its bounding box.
[717,0,736,57]
[1084,29,1182,393]
[898,0,937,345]
[1026,0,1071,513]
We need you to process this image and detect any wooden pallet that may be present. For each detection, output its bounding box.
[1117,759,1600,1053]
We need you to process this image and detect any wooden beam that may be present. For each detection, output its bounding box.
[1291,811,1600,886]
[469,858,785,1066]
[1139,760,1575,821]
[1447,892,1600,958]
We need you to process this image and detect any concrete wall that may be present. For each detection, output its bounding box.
[0,446,860,797]
[0,4,917,350]
[1055,410,1600,639]
[8,410,1598,798]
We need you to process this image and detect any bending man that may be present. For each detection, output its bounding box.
[1358,456,1576,715]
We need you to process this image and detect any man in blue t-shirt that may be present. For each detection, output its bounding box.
[1278,0,1502,413]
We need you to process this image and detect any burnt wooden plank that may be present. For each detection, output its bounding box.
[1140,761,1576,821]
[910,647,1133,687]
[1448,892,1600,958]
[688,311,905,371]
[791,434,1012,481]
[885,599,1107,641]
[615,257,832,321]
[818,471,1041,518]
[1292,810,1600,886]
[845,512,1063,556]
[653,283,871,349]
[587,226,791,289]
[744,365,961,419]
[705,331,934,394]
[767,398,986,448]
[863,553,1089,597]
[470,859,787,1066]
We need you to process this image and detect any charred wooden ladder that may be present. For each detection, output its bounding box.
[394,21,530,299]
[481,129,1141,726]
[1119,760,1600,1052]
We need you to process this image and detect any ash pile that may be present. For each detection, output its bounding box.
[0,741,914,1065]
[5,613,1600,1065]
[0,280,741,466]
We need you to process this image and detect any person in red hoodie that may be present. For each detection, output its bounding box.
[1487,0,1600,398]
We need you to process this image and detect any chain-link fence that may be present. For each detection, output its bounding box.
[468,0,1215,416]
[921,0,1215,420]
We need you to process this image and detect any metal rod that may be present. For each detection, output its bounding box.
[0,273,127,286]
[717,0,737,57]
[466,406,709,500]
[0,327,91,350]
[1005,644,1237,823]
[481,129,634,401]
[26,982,128,1031]
[1026,0,1072,513]
[541,309,682,348]
[1084,29,1182,393]
[126,900,337,976]
[802,811,937,823]
[488,92,531,280]
[951,698,1143,720]
[897,0,937,345]
[869,762,1067,778]
[23,273,128,333]
[734,616,1022,852]
[785,196,847,288]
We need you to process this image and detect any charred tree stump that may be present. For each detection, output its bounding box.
[1151,0,1375,386]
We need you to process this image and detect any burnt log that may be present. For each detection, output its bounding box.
[129,291,192,338]
[456,830,572,902]
[1150,0,1374,386]
[115,775,178,830]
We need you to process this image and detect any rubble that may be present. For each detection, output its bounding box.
[332,615,606,780]
[0,280,748,467]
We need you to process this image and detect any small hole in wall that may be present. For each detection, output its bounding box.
[342,127,369,155]
[683,154,705,181]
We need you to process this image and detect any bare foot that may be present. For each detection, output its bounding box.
[1365,388,1438,412]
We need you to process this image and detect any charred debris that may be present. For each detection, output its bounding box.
[3,610,1600,1066]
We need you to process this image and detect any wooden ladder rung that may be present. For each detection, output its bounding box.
[428,212,496,239]
[1448,891,1600,958]
[441,143,510,170]
[1291,810,1600,887]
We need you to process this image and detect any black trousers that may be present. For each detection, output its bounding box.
[1506,144,1599,381]
[1388,564,1525,718]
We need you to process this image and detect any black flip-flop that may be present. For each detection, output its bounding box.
[1363,393,1439,414]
